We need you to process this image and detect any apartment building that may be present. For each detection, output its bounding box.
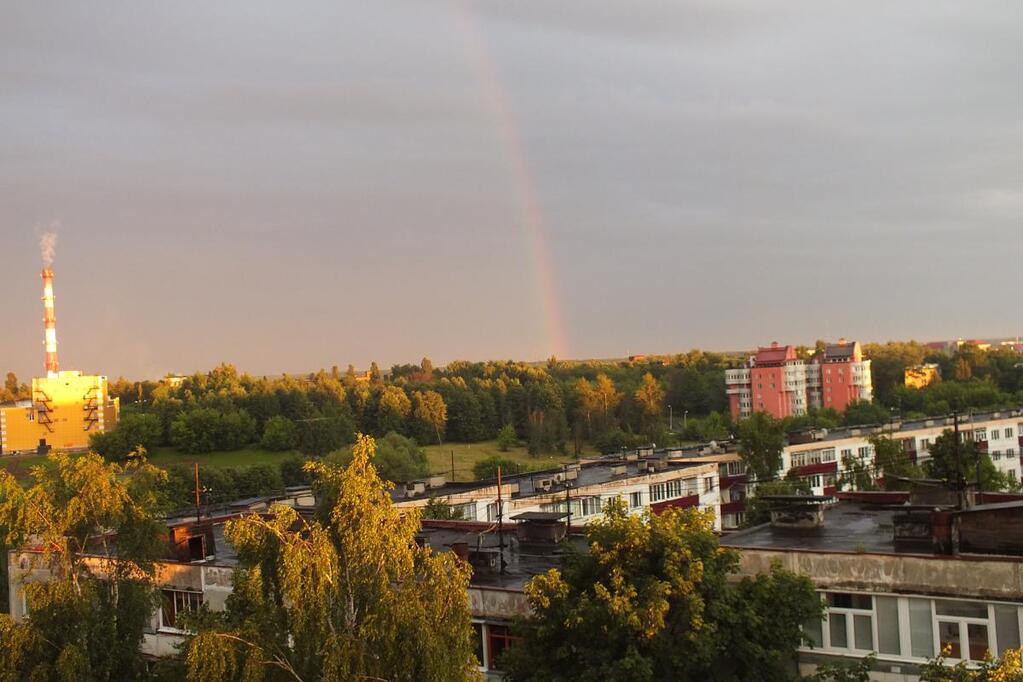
[723,491,1023,681]
[726,340,872,420]
[394,454,722,531]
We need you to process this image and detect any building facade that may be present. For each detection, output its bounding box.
[727,340,872,420]
[724,492,1023,681]
[0,371,119,454]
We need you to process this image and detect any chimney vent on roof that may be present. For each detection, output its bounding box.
[762,495,834,530]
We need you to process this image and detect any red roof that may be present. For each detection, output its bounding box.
[755,343,796,365]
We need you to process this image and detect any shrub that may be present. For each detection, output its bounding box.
[261,415,298,451]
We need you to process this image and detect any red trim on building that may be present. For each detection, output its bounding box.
[720,501,747,514]
[650,494,701,515]
[794,461,839,476]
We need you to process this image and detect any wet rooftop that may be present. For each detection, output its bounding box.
[721,501,902,555]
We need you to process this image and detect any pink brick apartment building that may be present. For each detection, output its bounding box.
[726,340,872,420]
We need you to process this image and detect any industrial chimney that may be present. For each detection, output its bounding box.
[41,268,59,377]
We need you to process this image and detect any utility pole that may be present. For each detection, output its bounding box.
[497,465,506,574]
[953,410,964,508]
[565,475,572,532]
[194,462,201,522]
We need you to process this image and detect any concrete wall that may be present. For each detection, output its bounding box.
[735,547,1023,602]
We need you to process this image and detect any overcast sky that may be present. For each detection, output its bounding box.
[2,1,1022,379]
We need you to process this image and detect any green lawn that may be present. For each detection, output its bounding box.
[146,446,300,470]
[422,440,593,482]
[0,454,47,483]
[2,439,595,485]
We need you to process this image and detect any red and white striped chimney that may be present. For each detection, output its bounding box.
[42,268,59,377]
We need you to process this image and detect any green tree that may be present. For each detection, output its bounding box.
[89,412,164,461]
[738,412,786,481]
[593,373,623,431]
[472,456,526,480]
[843,400,893,427]
[502,501,821,681]
[871,435,923,489]
[807,654,875,682]
[496,424,518,451]
[297,412,355,457]
[837,454,877,492]
[634,373,666,442]
[0,451,168,680]
[412,390,448,445]
[260,415,298,451]
[328,431,428,483]
[376,386,412,436]
[574,378,599,437]
[925,430,1009,492]
[422,496,463,520]
[184,434,479,682]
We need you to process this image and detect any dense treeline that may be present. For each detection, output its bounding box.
[68,340,1023,469]
[865,341,1023,416]
[94,353,742,461]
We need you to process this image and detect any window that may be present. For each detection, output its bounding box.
[704,477,714,493]
[1009,428,1016,439]
[841,448,852,459]
[992,430,1001,441]
[876,596,900,655]
[486,624,522,671]
[629,491,642,508]
[857,446,872,459]
[160,589,203,631]
[472,622,485,668]
[1008,448,1016,457]
[993,451,1002,461]
[826,593,874,652]
[1011,470,1018,481]
[724,461,745,476]
[579,497,601,517]
[996,605,1021,656]
[935,600,992,662]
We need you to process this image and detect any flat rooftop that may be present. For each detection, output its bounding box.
[417,521,587,590]
[721,501,902,555]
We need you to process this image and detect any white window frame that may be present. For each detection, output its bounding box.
[802,592,1023,667]
[158,588,204,634]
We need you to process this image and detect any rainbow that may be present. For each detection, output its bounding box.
[451,1,570,359]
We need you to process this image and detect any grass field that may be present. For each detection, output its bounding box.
[146,446,300,470]
[1,439,595,485]
[0,454,47,483]
[422,440,592,481]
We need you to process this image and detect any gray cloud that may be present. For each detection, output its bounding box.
[2,1,1022,378]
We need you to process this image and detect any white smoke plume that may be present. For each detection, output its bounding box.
[39,231,57,268]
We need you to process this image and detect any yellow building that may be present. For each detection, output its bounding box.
[904,363,940,390]
[0,371,119,454]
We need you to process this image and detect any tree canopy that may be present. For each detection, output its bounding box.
[738,412,786,481]
[184,434,479,682]
[502,500,821,681]
[0,451,168,680]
